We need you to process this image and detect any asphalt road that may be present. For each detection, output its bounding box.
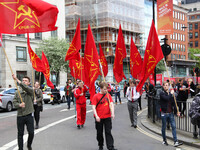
[0,95,197,150]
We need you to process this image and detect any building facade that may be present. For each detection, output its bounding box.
[65,0,145,82]
[166,4,196,77]
[0,0,66,88]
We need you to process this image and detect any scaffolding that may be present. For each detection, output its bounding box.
[65,0,145,81]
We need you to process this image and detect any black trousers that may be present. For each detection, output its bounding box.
[138,96,142,110]
[34,105,41,126]
[95,117,114,149]
[17,114,34,150]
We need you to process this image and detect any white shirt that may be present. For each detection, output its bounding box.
[126,86,140,101]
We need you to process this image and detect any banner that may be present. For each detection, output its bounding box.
[157,0,173,35]
[150,74,162,86]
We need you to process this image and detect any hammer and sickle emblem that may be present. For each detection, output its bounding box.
[17,5,32,19]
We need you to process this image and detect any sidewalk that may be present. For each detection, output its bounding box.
[140,108,200,148]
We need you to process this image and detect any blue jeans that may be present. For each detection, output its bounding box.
[115,92,121,103]
[161,112,177,142]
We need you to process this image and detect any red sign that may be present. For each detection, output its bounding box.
[157,0,173,35]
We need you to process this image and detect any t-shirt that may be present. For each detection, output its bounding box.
[92,93,113,119]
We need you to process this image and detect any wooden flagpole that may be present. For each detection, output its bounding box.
[0,40,23,103]
[163,58,180,114]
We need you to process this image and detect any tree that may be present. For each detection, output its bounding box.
[189,48,200,68]
[156,59,165,74]
[37,37,69,85]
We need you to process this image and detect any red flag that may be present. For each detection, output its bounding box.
[27,34,45,72]
[130,37,143,79]
[0,33,2,47]
[0,0,58,34]
[136,20,164,92]
[113,25,127,83]
[69,57,85,82]
[84,24,100,100]
[65,19,81,61]
[41,51,54,89]
[99,44,108,77]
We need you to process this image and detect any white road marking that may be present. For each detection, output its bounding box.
[60,108,75,112]
[0,109,93,150]
[0,114,16,119]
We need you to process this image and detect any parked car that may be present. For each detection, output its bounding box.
[42,87,53,104]
[0,88,17,112]
[59,86,66,103]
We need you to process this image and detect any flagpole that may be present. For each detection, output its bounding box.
[163,58,179,114]
[39,72,42,85]
[80,50,83,93]
[0,40,23,103]
[31,68,36,101]
[126,57,130,79]
[98,59,113,114]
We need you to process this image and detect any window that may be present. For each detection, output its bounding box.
[183,14,185,20]
[180,13,182,20]
[16,71,27,82]
[189,33,193,39]
[197,15,200,19]
[195,41,198,47]
[193,8,197,11]
[16,34,25,37]
[195,32,198,38]
[195,23,198,29]
[189,42,193,47]
[175,11,177,18]
[173,43,175,50]
[189,24,193,30]
[183,45,185,51]
[173,11,175,18]
[16,46,27,62]
[191,16,195,19]
[183,35,185,41]
[35,33,42,40]
[51,30,57,37]
[178,12,180,19]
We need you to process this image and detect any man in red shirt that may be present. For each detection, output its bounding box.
[74,81,88,129]
[92,82,117,150]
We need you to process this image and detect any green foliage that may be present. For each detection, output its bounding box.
[36,37,70,73]
[156,59,165,74]
[189,48,200,68]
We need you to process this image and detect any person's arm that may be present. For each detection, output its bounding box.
[92,105,100,122]
[13,92,25,108]
[134,91,140,100]
[126,87,130,98]
[12,74,33,96]
[110,102,115,119]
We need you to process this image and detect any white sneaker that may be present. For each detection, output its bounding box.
[174,141,183,147]
[162,141,168,146]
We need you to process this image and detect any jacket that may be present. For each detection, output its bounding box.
[160,90,177,113]
[13,83,34,116]
[74,85,88,105]
[35,89,43,106]
[189,93,200,125]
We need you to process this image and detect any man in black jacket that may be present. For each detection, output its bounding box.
[160,81,182,147]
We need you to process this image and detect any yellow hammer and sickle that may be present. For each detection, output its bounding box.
[17,5,32,19]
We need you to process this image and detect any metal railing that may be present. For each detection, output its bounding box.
[147,97,199,139]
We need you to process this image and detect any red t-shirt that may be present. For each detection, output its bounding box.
[92,93,113,119]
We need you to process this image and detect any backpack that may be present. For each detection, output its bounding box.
[155,88,162,100]
[189,94,200,125]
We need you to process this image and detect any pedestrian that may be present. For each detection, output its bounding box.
[74,81,88,129]
[189,85,200,138]
[126,80,140,128]
[114,82,121,104]
[123,81,128,98]
[68,79,74,104]
[64,81,72,109]
[92,82,117,150]
[160,81,183,147]
[12,74,34,150]
[136,80,142,110]
[177,79,189,117]
[33,81,43,129]
[154,81,163,120]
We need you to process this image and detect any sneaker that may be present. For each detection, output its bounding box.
[174,141,183,147]
[162,140,168,146]
[98,146,103,150]
[81,124,84,128]
[133,125,137,128]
